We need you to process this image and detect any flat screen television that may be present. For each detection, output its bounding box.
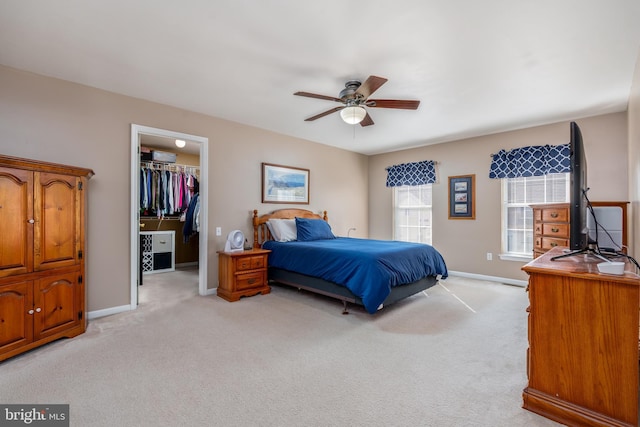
[568,121,588,251]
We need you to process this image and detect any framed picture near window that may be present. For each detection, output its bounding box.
[262,163,310,204]
[448,174,475,220]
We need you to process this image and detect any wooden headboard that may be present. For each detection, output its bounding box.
[252,209,328,248]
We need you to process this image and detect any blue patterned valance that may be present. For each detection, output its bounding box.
[386,160,436,187]
[489,144,570,179]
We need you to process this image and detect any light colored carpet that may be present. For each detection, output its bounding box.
[0,270,560,426]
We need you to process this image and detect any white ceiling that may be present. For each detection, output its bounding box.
[1,1,640,155]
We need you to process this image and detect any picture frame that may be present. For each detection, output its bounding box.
[262,163,310,204]
[448,174,475,220]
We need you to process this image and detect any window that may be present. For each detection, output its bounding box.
[502,173,569,257]
[394,184,432,244]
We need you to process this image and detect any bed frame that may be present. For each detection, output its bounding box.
[252,209,439,314]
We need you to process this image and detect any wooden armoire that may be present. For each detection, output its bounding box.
[0,155,93,362]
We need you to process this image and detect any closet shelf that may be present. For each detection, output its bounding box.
[141,160,199,176]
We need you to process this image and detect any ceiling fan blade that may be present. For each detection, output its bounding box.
[294,91,343,103]
[360,112,374,127]
[304,106,344,121]
[366,99,420,110]
[355,76,388,99]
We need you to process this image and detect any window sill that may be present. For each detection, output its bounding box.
[499,253,533,262]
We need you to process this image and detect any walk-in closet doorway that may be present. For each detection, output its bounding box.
[130,125,210,309]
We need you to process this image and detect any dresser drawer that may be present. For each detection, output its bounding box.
[235,271,266,291]
[533,209,542,222]
[236,255,266,271]
[541,208,569,223]
[541,237,568,250]
[541,223,569,238]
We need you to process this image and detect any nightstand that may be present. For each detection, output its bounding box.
[217,248,271,301]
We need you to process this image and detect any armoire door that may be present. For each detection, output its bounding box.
[33,271,80,340]
[0,280,34,354]
[33,172,82,272]
[0,166,33,278]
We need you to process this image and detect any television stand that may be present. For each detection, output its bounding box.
[522,247,639,426]
[550,245,609,262]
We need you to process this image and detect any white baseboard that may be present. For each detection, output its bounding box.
[446,270,528,287]
[87,304,132,320]
[88,289,217,320]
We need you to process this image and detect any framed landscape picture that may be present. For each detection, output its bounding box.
[448,174,475,220]
[262,163,310,204]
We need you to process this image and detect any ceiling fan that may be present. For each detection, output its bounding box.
[294,75,420,127]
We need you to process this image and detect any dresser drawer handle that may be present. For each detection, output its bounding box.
[247,278,256,285]
[551,228,559,233]
[550,242,558,247]
[550,212,558,218]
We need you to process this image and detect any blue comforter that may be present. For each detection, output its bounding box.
[262,237,448,313]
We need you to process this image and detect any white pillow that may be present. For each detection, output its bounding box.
[265,221,277,240]
[267,219,297,242]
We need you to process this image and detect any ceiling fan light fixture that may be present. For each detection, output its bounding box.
[340,106,366,124]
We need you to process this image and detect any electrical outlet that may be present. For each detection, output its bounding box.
[486,252,493,261]
[216,227,222,236]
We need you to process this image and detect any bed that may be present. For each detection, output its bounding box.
[252,208,448,314]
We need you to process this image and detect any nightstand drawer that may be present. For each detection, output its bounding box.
[236,271,266,291]
[541,223,569,238]
[236,255,266,271]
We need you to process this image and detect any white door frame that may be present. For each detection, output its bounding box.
[130,124,209,309]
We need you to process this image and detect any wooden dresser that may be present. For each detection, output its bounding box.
[0,155,93,362]
[530,201,628,258]
[522,247,640,426]
[217,248,271,301]
[530,203,569,258]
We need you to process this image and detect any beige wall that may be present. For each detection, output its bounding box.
[629,49,640,259]
[1,63,634,313]
[0,65,368,313]
[368,113,629,281]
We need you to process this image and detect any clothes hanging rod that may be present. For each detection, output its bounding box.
[140,217,183,221]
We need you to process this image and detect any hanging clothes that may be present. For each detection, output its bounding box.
[183,192,199,242]
[140,164,199,218]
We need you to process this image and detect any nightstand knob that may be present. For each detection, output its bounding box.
[28,309,34,315]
